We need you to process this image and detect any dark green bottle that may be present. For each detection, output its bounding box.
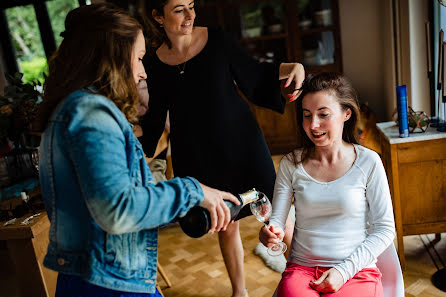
[179,189,260,238]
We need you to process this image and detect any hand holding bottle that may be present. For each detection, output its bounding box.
[199,183,240,233]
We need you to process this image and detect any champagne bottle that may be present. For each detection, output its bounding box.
[179,188,260,238]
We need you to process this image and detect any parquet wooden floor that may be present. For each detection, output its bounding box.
[157,215,282,297]
[157,219,446,297]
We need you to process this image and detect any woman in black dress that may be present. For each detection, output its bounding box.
[139,1,305,296]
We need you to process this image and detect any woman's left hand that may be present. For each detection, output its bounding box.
[309,268,344,293]
[279,63,305,102]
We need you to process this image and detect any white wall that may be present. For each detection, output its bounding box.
[338,0,430,121]
[338,0,396,121]
[408,0,430,114]
[382,0,398,119]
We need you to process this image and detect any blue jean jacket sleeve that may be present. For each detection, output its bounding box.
[64,96,203,234]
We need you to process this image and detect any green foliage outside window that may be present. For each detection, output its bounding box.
[20,58,48,84]
[5,0,79,84]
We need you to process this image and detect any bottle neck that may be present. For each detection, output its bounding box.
[239,189,260,206]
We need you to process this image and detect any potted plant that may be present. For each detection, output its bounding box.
[0,72,42,186]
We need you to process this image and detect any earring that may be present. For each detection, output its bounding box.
[160,23,163,28]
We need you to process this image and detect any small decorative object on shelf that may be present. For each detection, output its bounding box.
[392,106,430,133]
[408,107,430,133]
[314,9,332,26]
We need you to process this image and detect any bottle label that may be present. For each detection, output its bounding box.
[239,188,260,206]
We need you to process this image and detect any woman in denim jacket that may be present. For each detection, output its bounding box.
[34,4,238,297]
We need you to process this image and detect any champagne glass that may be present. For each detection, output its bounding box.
[250,193,287,256]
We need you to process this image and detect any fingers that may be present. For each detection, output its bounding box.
[284,76,293,88]
[309,271,328,292]
[311,270,328,286]
[199,183,235,234]
[222,191,240,205]
[208,203,217,234]
[294,63,305,89]
[309,269,341,293]
[289,88,302,102]
[259,225,279,247]
[215,199,225,232]
[219,198,231,231]
[288,63,305,102]
[269,224,285,240]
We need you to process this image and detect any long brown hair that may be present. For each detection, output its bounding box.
[289,72,360,165]
[34,3,143,132]
[140,0,172,49]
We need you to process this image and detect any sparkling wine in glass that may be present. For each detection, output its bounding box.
[250,193,287,256]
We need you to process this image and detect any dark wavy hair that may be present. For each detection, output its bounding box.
[34,3,143,132]
[140,0,171,49]
[290,72,360,164]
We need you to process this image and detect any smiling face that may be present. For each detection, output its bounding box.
[131,30,147,84]
[301,90,352,148]
[153,0,195,36]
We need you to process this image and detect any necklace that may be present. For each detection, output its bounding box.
[176,36,192,75]
[178,62,186,75]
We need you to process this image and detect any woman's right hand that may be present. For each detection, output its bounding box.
[259,224,284,248]
[199,183,240,233]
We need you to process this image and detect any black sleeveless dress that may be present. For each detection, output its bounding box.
[140,28,285,219]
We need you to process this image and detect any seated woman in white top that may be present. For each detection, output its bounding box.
[259,72,395,297]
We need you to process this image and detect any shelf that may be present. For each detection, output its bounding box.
[298,25,336,36]
[240,33,288,43]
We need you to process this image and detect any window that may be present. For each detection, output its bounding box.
[1,0,88,83]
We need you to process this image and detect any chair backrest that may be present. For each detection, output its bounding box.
[271,243,405,297]
[376,243,405,297]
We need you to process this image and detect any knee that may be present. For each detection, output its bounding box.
[218,220,240,238]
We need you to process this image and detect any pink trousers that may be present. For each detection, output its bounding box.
[277,262,383,297]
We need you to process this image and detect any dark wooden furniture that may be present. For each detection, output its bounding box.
[377,122,446,270]
[195,0,343,154]
[0,212,57,297]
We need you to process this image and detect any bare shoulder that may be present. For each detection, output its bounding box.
[193,26,208,47]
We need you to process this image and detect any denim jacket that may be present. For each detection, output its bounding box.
[39,89,204,293]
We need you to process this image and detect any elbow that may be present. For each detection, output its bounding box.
[103,223,129,235]
[97,218,134,235]
[390,227,396,241]
[93,209,140,235]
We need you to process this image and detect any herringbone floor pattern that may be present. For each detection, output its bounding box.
[158,219,446,297]
[157,215,282,297]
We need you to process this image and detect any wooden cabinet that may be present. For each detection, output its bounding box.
[0,212,57,297]
[377,122,446,269]
[195,0,343,154]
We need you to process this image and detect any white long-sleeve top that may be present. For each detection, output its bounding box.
[269,144,395,283]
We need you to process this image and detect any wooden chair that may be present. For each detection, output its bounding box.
[157,262,172,288]
[156,262,172,297]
